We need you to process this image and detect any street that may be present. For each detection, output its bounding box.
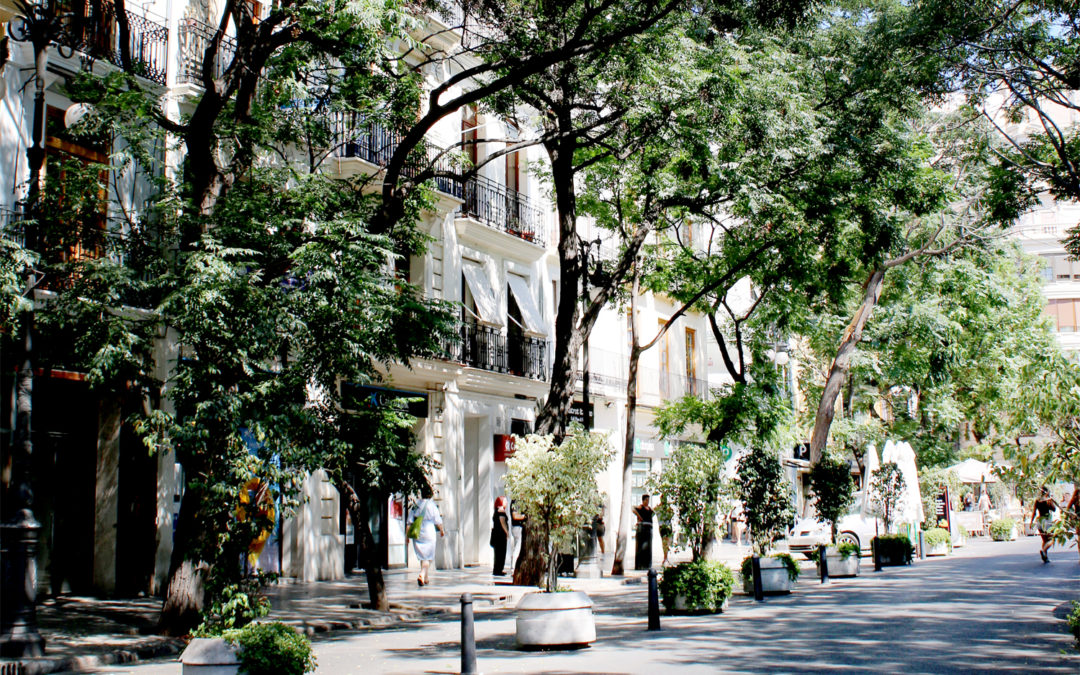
[81,537,1079,674]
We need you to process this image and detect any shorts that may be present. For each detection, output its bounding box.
[1037,516,1052,534]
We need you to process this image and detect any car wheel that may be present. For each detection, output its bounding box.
[837,532,860,549]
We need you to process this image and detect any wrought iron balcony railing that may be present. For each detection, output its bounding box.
[460,175,543,247]
[177,18,236,86]
[56,3,168,85]
[441,319,548,381]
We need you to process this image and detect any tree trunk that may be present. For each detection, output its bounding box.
[512,519,544,587]
[158,481,205,636]
[809,268,886,465]
[339,481,388,611]
[611,267,640,576]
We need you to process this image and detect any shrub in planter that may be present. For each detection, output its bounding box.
[923,527,951,554]
[872,534,913,565]
[223,622,316,675]
[809,456,856,543]
[990,518,1017,541]
[659,560,734,614]
[1067,600,1080,648]
[807,542,859,562]
[736,447,795,556]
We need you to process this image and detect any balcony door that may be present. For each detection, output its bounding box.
[507,291,525,376]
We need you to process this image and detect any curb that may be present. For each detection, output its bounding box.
[4,639,184,675]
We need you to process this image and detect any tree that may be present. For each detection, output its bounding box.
[647,443,733,561]
[809,456,855,543]
[870,462,906,533]
[735,446,795,556]
[503,431,612,592]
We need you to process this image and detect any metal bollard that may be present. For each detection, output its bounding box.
[918,530,925,560]
[647,568,661,631]
[819,544,829,584]
[873,539,881,572]
[751,555,764,602]
[461,593,477,675]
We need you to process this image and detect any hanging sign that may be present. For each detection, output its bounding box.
[494,434,517,462]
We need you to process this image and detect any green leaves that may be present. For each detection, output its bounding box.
[736,446,795,555]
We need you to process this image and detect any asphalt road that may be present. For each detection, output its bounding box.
[85,537,1079,674]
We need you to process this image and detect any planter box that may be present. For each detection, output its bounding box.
[516,590,596,648]
[991,526,1018,541]
[742,557,793,594]
[926,542,949,556]
[876,554,909,567]
[817,549,860,577]
[181,638,240,675]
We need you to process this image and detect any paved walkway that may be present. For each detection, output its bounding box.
[30,536,1080,674]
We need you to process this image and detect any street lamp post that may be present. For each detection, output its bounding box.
[1,0,72,657]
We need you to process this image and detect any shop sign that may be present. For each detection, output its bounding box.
[569,401,594,428]
[494,434,516,462]
[341,383,428,417]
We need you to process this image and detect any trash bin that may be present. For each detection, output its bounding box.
[634,522,653,570]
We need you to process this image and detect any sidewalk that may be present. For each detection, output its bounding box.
[5,544,746,675]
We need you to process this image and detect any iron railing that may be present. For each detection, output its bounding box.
[58,3,168,85]
[460,174,543,247]
[332,115,464,198]
[177,18,236,85]
[441,319,547,381]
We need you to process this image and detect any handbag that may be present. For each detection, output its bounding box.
[407,501,425,540]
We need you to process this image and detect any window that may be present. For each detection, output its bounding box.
[1048,298,1080,332]
[505,121,520,194]
[462,104,478,167]
[685,328,698,396]
[631,457,652,503]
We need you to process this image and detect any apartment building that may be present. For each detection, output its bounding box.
[0,0,744,597]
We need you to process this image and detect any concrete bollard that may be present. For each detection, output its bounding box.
[751,555,764,602]
[647,568,661,631]
[819,544,829,584]
[461,593,477,675]
[918,530,925,560]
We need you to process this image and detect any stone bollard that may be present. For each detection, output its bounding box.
[647,568,661,631]
[461,593,477,675]
[918,530,926,560]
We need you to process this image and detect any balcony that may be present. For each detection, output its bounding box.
[332,115,463,199]
[177,18,235,86]
[442,319,548,381]
[460,175,544,247]
[55,3,168,85]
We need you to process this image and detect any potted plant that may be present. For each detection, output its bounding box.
[740,552,800,594]
[870,462,906,534]
[811,541,861,577]
[990,517,1018,541]
[808,455,858,576]
[181,622,316,675]
[952,524,968,548]
[659,559,735,613]
[650,443,736,613]
[923,527,951,556]
[736,446,796,593]
[504,430,612,648]
[872,534,914,565]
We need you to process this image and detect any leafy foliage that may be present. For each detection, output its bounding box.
[1067,600,1080,649]
[872,534,913,564]
[870,462,906,532]
[659,559,734,614]
[224,622,316,675]
[990,518,1016,541]
[503,430,612,591]
[740,552,800,585]
[194,574,273,636]
[646,442,734,560]
[735,447,795,555]
[923,527,951,548]
[809,456,856,542]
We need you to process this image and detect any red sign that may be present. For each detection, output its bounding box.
[494,434,516,462]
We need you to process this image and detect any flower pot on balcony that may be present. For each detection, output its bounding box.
[515,591,596,649]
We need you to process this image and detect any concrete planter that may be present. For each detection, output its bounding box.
[952,534,966,548]
[818,549,860,577]
[181,638,240,675]
[926,542,950,556]
[743,557,793,594]
[516,591,596,649]
[672,594,728,614]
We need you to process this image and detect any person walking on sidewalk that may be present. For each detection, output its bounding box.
[409,484,445,586]
[491,496,510,576]
[1029,486,1060,563]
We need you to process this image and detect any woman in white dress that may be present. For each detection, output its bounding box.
[409,484,445,586]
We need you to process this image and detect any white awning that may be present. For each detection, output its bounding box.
[507,274,546,336]
[462,263,500,325]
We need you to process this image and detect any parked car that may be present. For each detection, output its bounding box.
[785,496,882,558]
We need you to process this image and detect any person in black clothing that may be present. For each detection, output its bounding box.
[1029,486,1060,563]
[633,494,654,570]
[491,496,510,575]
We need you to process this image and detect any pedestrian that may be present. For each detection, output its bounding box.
[592,507,606,554]
[962,493,973,512]
[491,496,510,576]
[1029,485,1060,563]
[408,484,445,586]
[510,501,526,568]
[633,494,654,570]
[730,502,747,547]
